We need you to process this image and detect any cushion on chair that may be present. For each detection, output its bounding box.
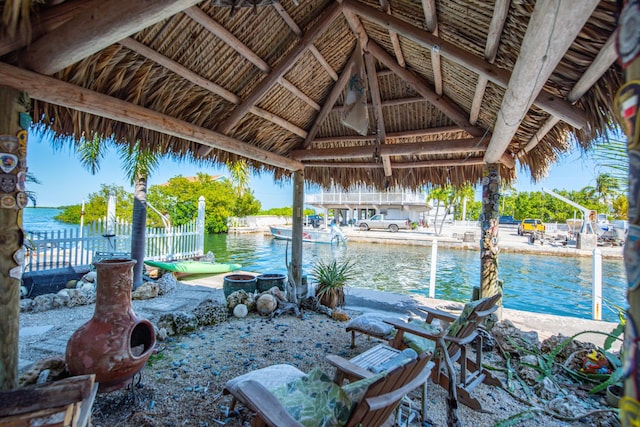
[224,364,306,406]
[446,298,484,337]
[402,319,441,354]
[346,313,396,338]
[270,368,354,427]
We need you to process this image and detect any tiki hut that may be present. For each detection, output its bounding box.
[0,0,627,399]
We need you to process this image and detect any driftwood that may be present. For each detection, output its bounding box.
[0,374,97,427]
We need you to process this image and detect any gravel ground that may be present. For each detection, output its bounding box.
[18,294,620,427]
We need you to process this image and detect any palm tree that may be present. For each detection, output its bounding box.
[590,134,628,192]
[78,135,160,289]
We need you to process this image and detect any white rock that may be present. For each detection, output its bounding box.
[233,304,248,318]
[82,271,97,283]
[256,294,277,316]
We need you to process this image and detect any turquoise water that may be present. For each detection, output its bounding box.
[22,208,627,323]
[23,207,78,234]
[204,233,627,323]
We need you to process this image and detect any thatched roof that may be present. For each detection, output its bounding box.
[0,0,623,190]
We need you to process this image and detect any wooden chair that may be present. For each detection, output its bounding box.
[227,353,433,427]
[0,374,97,427]
[384,293,502,411]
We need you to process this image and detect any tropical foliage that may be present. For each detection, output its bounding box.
[311,258,355,309]
[54,173,262,233]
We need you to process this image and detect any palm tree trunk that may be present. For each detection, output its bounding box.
[131,175,148,290]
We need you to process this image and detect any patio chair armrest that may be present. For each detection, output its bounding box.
[443,329,480,346]
[325,354,375,380]
[416,306,457,323]
[235,380,304,427]
[365,361,434,411]
[384,318,441,341]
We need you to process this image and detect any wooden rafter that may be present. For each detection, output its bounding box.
[272,2,339,81]
[367,40,485,138]
[185,6,320,111]
[380,0,405,67]
[469,0,510,125]
[331,96,425,111]
[304,158,486,168]
[302,49,359,148]
[0,0,102,57]
[522,32,618,153]
[215,1,342,136]
[0,62,303,171]
[20,0,203,75]
[119,38,307,139]
[484,0,599,163]
[364,53,392,176]
[312,126,463,143]
[342,0,587,129]
[422,0,442,95]
[291,137,487,160]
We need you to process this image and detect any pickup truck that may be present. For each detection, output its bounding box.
[356,214,410,232]
[517,219,545,236]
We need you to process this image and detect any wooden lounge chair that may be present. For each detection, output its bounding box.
[384,293,502,412]
[225,352,433,427]
[0,374,97,427]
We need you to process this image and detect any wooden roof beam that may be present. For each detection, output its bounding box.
[364,53,392,176]
[185,7,320,111]
[119,38,307,142]
[20,0,203,75]
[342,0,587,129]
[216,1,342,135]
[304,158,486,168]
[422,0,442,95]
[367,39,485,138]
[469,0,510,125]
[272,2,339,81]
[484,0,599,164]
[292,137,487,160]
[380,0,406,68]
[332,96,425,111]
[0,0,103,57]
[0,62,303,171]
[522,32,618,154]
[302,49,359,148]
[313,125,463,143]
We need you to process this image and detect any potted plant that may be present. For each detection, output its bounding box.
[311,258,355,309]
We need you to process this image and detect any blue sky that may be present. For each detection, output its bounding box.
[26,132,606,209]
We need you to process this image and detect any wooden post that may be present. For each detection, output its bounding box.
[0,86,29,390]
[617,0,640,419]
[290,170,304,303]
[480,163,502,316]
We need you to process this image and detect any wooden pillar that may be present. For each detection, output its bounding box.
[291,170,304,303]
[0,86,28,390]
[617,0,640,419]
[479,164,502,315]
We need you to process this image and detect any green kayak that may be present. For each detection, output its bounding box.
[144,260,242,276]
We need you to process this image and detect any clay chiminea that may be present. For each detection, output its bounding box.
[66,259,156,392]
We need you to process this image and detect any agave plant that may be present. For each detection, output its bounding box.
[311,258,355,309]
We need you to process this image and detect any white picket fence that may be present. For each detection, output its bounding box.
[23,217,203,272]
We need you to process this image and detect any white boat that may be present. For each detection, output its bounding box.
[269,225,347,244]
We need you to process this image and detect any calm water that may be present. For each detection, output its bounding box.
[204,233,627,323]
[22,208,627,323]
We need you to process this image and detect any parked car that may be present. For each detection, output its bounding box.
[518,219,545,236]
[356,214,410,232]
[499,215,519,225]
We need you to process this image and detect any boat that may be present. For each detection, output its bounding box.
[144,259,242,277]
[269,225,347,244]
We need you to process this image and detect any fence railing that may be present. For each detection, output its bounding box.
[24,217,203,273]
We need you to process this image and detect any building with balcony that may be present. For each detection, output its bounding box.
[304,186,439,226]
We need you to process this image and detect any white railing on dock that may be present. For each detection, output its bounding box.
[24,217,203,272]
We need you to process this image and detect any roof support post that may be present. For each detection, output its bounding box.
[479,163,502,318]
[0,85,27,390]
[290,170,304,305]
